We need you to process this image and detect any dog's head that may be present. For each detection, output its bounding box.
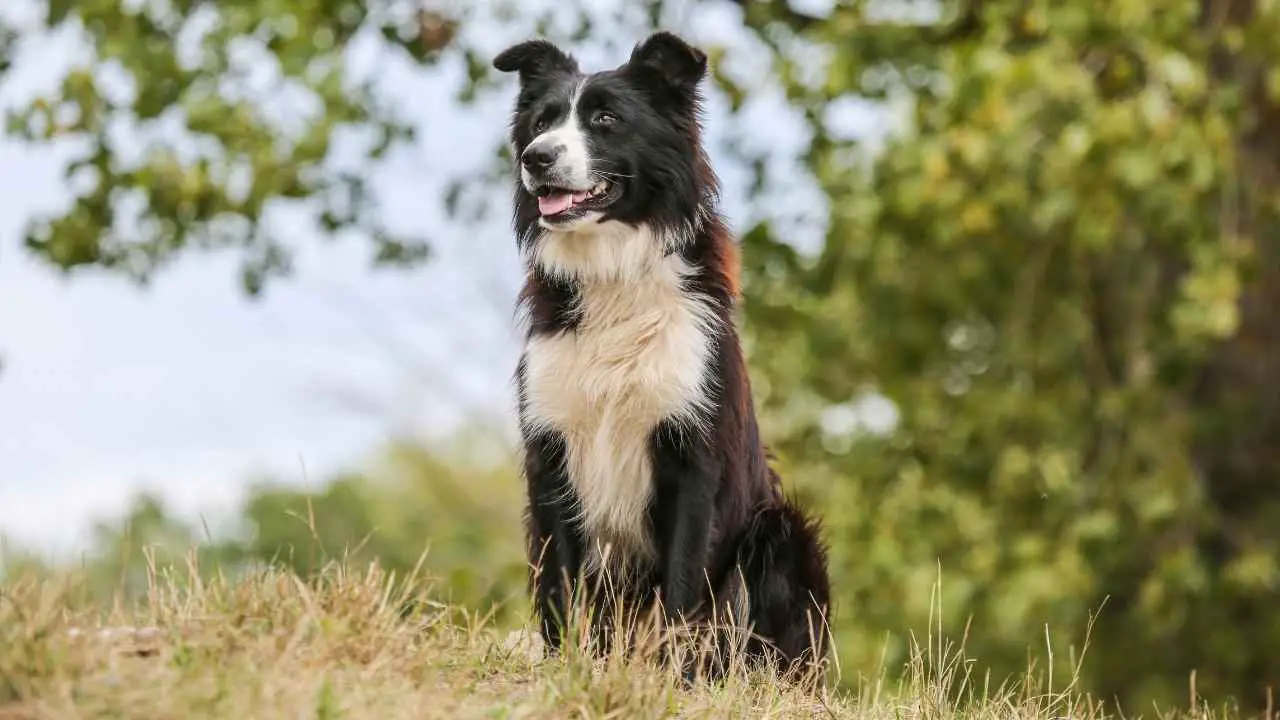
[493,32,710,235]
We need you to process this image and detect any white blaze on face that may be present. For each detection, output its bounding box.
[520,80,592,194]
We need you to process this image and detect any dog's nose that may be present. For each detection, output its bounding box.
[521,143,561,171]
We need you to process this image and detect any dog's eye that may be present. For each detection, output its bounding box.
[532,119,549,135]
[592,112,618,127]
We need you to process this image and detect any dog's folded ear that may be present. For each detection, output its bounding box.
[493,39,579,85]
[626,32,708,93]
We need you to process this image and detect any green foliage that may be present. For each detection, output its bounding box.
[727,0,1280,712]
[3,0,451,292]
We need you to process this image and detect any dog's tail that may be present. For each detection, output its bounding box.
[732,499,833,680]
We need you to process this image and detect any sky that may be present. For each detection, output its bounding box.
[0,0,862,558]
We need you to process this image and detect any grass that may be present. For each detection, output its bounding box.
[0,553,1227,719]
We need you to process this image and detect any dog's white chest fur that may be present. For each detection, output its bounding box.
[523,240,715,575]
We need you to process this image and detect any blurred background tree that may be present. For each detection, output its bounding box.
[728,0,1280,710]
[4,0,1279,712]
[1,429,528,621]
[5,0,452,293]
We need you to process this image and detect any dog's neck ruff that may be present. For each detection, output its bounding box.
[524,218,698,285]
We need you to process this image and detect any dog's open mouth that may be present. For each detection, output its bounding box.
[535,180,619,221]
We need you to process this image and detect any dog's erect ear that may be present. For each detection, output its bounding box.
[625,32,707,93]
[493,39,578,85]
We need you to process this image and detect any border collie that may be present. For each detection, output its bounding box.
[493,31,832,681]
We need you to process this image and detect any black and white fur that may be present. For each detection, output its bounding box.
[494,32,831,680]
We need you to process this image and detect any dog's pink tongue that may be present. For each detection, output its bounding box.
[538,193,573,216]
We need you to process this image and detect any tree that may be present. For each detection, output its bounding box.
[725,0,1280,711]
[3,0,456,293]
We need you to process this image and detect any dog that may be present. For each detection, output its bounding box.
[493,31,832,681]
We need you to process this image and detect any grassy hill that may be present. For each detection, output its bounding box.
[0,560,1221,719]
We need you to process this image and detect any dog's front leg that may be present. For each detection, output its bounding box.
[650,421,720,622]
[524,431,583,653]
[650,421,721,683]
